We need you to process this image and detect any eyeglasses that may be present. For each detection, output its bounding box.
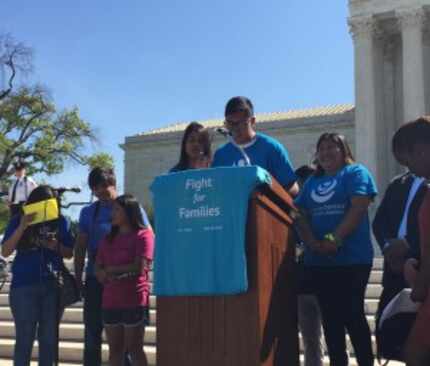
[224,116,251,126]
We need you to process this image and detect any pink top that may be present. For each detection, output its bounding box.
[96,228,155,309]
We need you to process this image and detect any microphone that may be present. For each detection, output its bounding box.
[55,187,81,195]
[216,127,231,137]
[215,127,251,166]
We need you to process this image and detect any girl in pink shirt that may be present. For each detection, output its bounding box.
[95,194,154,366]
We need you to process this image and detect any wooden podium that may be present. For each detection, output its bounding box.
[156,179,299,366]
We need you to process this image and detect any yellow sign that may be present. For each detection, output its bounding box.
[23,198,59,225]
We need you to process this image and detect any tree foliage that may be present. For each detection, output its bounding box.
[0,34,113,182]
[0,201,8,233]
[86,152,114,171]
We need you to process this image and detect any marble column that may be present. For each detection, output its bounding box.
[349,16,381,184]
[382,38,400,179]
[397,7,426,122]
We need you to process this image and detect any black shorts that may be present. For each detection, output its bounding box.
[103,306,149,327]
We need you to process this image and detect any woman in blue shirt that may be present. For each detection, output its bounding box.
[1,185,74,366]
[295,133,377,366]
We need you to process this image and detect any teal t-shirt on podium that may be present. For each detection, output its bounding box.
[150,166,271,296]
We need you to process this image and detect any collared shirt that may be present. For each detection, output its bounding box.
[397,176,425,239]
[8,176,37,204]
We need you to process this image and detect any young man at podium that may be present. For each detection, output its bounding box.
[212,96,299,197]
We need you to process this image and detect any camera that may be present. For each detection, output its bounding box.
[17,222,59,251]
[45,231,57,241]
[32,226,57,247]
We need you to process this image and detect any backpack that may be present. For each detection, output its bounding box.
[377,289,419,363]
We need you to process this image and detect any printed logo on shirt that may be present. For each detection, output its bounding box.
[310,178,337,203]
[232,159,246,167]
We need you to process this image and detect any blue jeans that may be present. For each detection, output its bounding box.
[83,277,132,366]
[10,280,59,366]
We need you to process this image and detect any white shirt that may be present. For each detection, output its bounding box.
[397,176,425,238]
[383,175,424,251]
[8,176,37,204]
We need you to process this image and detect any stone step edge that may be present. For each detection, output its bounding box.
[0,340,156,365]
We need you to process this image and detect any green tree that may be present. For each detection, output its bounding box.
[86,153,114,171]
[0,202,8,233]
[0,33,114,232]
[0,33,33,101]
[0,34,113,181]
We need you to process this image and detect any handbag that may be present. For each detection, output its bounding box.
[57,261,80,309]
[378,288,419,362]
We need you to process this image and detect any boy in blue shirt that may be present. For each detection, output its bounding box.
[212,96,299,196]
[74,168,150,366]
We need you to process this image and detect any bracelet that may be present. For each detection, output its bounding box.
[324,233,343,247]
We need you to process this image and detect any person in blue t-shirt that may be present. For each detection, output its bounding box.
[211,96,299,196]
[74,167,151,366]
[170,122,212,172]
[295,165,326,366]
[295,132,377,366]
[1,185,74,366]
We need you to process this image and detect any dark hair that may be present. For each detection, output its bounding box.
[13,161,26,170]
[392,116,430,154]
[25,185,56,205]
[17,185,60,251]
[295,165,315,183]
[172,122,212,171]
[314,133,355,176]
[88,167,116,190]
[392,129,408,156]
[224,96,254,117]
[106,194,146,242]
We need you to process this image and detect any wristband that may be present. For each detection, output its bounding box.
[324,233,343,247]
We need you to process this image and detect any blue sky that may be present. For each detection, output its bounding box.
[1,0,353,217]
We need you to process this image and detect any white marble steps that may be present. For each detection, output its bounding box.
[0,306,157,325]
[299,334,380,355]
[0,293,157,308]
[0,257,386,366]
[0,357,406,366]
[298,355,404,366]
[0,317,383,352]
[0,321,157,344]
[0,339,156,365]
[0,284,386,308]
[0,360,81,366]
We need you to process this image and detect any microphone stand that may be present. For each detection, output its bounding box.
[37,198,62,366]
[215,128,252,166]
[54,194,63,366]
[52,187,81,366]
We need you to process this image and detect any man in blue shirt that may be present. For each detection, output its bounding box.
[212,96,299,196]
[74,167,150,366]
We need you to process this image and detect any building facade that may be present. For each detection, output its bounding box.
[122,0,430,208]
[122,106,354,206]
[349,0,430,187]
